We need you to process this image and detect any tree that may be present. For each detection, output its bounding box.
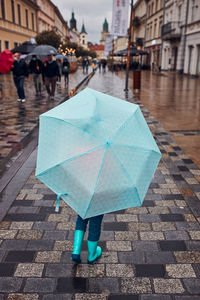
[35,30,61,49]
[61,41,97,58]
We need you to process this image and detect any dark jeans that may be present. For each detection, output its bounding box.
[75,214,104,241]
[64,72,69,83]
[45,76,57,96]
[13,76,25,99]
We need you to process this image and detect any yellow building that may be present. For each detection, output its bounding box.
[0,0,38,51]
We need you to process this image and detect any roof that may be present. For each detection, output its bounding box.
[89,45,104,51]
[80,23,87,34]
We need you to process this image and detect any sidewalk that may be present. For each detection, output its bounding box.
[0,69,87,175]
[0,71,200,299]
[117,70,200,168]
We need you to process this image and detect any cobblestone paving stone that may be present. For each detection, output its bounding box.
[0,71,200,299]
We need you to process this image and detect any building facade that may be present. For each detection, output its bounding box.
[184,0,200,76]
[161,0,187,72]
[0,0,38,52]
[132,0,146,49]
[36,0,69,41]
[145,0,164,70]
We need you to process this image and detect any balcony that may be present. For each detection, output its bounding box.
[161,22,181,40]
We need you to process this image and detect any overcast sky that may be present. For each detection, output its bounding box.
[51,0,114,44]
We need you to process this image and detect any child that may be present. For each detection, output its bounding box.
[72,214,104,264]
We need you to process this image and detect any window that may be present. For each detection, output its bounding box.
[5,41,9,49]
[25,9,28,27]
[150,25,152,39]
[148,4,151,16]
[151,2,154,15]
[191,0,198,22]
[154,21,157,38]
[11,0,15,22]
[82,40,85,45]
[178,5,182,21]
[1,0,5,19]
[14,42,18,48]
[159,20,162,36]
[17,4,21,25]
[156,0,159,11]
[31,13,34,30]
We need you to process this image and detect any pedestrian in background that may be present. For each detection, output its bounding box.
[12,52,28,102]
[72,214,104,264]
[91,61,95,73]
[82,58,86,74]
[29,55,42,96]
[98,60,101,73]
[62,58,70,85]
[56,59,62,84]
[42,54,59,100]
[85,58,89,74]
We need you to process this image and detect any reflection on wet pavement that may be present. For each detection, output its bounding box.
[118,70,200,168]
[0,70,85,169]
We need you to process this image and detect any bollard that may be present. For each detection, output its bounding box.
[133,70,141,90]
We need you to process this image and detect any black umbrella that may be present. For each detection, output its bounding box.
[12,41,36,54]
[28,45,57,58]
[115,46,147,56]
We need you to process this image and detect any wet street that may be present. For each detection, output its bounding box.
[0,70,200,299]
[0,70,86,174]
[120,70,200,168]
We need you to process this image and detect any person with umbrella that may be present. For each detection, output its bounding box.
[12,52,29,102]
[35,88,161,265]
[42,54,59,100]
[29,55,42,96]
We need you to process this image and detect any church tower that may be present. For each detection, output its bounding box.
[70,11,77,31]
[80,23,88,49]
[100,18,110,45]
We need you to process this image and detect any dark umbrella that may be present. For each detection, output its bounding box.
[115,46,147,56]
[28,45,57,58]
[12,41,36,54]
[0,50,14,74]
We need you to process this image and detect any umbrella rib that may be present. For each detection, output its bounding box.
[83,147,108,219]
[110,107,139,142]
[42,116,105,143]
[95,96,108,140]
[36,144,105,177]
[111,143,160,154]
[110,146,142,206]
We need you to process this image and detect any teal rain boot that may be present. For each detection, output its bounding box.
[87,240,102,264]
[71,230,84,264]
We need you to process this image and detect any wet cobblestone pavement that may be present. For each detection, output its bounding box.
[0,69,86,173]
[0,71,200,299]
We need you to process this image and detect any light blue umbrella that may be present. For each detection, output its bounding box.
[35,88,161,219]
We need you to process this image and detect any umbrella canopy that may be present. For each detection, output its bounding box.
[115,46,147,56]
[28,45,57,58]
[0,50,14,74]
[55,54,66,59]
[35,88,161,219]
[12,41,36,54]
